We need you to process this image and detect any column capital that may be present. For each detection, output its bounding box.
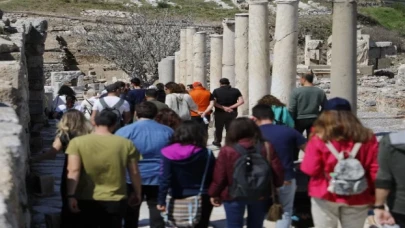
[275,0,299,4]
[248,0,269,5]
[186,26,197,30]
[196,31,207,35]
[210,34,223,39]
[235,13,249,17]
[222,18,235,25]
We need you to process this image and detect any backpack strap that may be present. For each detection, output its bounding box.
[198,149,212,195]
[85,99,93,107]
[99,97,108,108]
[276,108,284,124]
[233,144,248,156]
[350,143,362,158]
[325,141,343,160]
[113,98,125,110]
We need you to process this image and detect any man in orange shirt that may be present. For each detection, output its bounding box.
[189,82,214,131]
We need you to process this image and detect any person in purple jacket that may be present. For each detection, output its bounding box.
[157,120,216,228]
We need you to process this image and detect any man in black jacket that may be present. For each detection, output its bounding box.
[374,131,405,227]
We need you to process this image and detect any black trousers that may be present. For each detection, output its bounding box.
[214,112,238,143]
[125,185,165,228]
[191,115,210,132]
[392,212,405,228]
[294,118,317,136]
[293,118,316,161]
[75,200,126,228]
[194,195,214,228]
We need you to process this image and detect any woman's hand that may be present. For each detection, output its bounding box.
[156,205,166,212]
[210,197,222,207]
[374,209,396,225]
[69,198,80,213]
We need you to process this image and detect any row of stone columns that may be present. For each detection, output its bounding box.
[159,0,359,114]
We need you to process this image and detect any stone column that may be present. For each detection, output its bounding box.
[186,27,197,85]
[159,57,175,84]
[179,29,187,84]
[304,35,312,66]
[235,13,249,116]
[193,32,207,87]
[174,51,180,83]
[222,18,236,86]
[249,1,270,112]
[331,0,358,113]
[210,34,223,92]
[271,0,299,105]
[26,19,48,128]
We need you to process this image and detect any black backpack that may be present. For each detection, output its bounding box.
[230,143,272,201]
[99,97,125,128]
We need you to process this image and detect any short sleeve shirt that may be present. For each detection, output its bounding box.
[92,96,130,114]
[66,134,140,201]
[212,86,242,112]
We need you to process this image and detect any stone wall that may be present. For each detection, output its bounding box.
[0,13,48,228]
[0,105,29,228]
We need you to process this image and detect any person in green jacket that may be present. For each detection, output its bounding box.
[257,94,295,128]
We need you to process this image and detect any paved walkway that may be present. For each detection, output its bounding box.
[31,112,403,227]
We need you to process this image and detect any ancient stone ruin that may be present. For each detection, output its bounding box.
[0,12,48,227]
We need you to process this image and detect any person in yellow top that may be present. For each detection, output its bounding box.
[66,109,142,228]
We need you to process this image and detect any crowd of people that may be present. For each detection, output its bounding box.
[33,72,404,228]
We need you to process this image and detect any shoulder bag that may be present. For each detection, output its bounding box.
[165,149,212,228]
[265,142,284,222]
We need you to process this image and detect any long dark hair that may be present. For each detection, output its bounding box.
[155,108,182,130]
[225,117,263,146]
[58,85,76,96]
[171,120,207,148]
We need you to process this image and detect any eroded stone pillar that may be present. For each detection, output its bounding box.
[330,0,358,113]
[179,29,187,84]
[249,1,270,112]
[304,35,312,66]
[186,27,197,85]
[159,57,175,84]
[175,51,180,83]
[222,18,236,86]
[235,13,249,116]
[271,0,299,105]
[210,34,223,92]
[193,32,207,87]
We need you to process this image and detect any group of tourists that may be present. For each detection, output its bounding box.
[33,72,405,228]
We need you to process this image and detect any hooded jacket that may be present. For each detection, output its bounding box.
[158,143,216,206]
[376,131,405,214]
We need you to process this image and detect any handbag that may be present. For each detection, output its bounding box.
[165,150,212,228]
[264,142,284,222]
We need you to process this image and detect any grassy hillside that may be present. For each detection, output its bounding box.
[360,4,405,35]
[0,0,241,21]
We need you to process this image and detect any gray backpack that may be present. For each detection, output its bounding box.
[99,97,125,128]
[325,142,368,196]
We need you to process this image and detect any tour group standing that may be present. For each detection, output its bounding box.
[36,72,404,228]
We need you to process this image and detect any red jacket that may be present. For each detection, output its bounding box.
[301,135,379,206]
[208,139,284,201]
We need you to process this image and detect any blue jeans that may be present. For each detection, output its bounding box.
[276,179,297,228]
[223,200,268,228]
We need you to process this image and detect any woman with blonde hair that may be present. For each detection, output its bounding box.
[300,97,379,228]
[32,110,92,227]
[257,95,294,128]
